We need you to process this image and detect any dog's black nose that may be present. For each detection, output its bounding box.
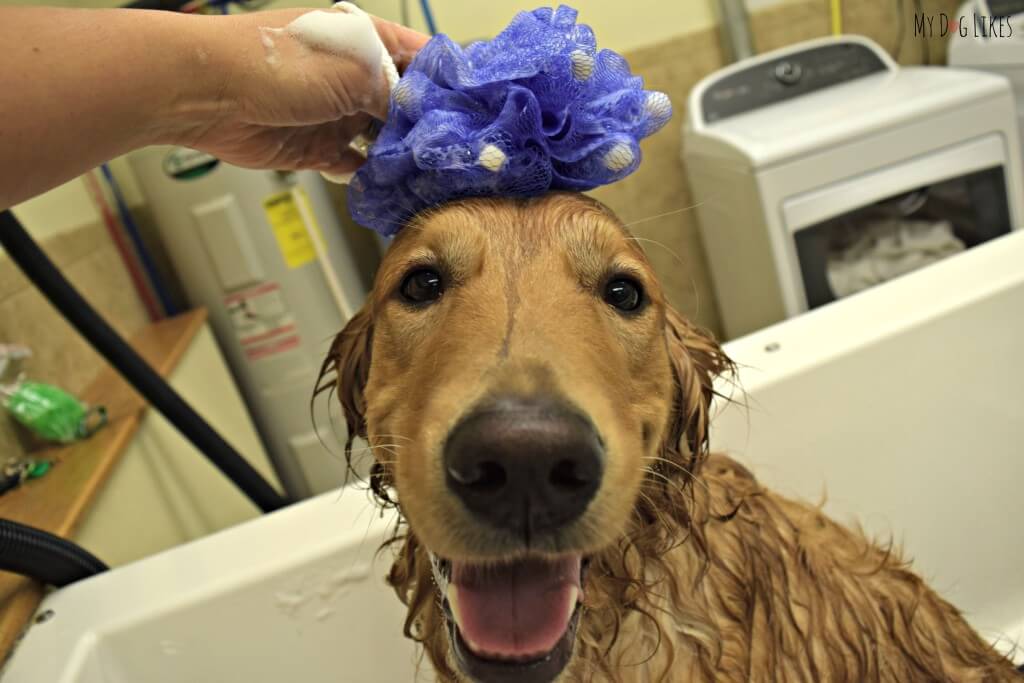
[443,397,604,535]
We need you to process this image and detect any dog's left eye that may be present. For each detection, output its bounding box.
[604,278,643,312]
[400,268,444,304]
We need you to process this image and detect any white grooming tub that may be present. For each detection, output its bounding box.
[711,230,1024,660]
[4,233,1024,682]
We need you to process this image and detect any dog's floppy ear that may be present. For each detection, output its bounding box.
[663,305,733,472]
[317,306,374,456]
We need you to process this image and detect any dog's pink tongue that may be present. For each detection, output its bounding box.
[451,555,581,660]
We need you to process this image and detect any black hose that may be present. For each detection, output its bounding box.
[0,519,107,587]
[120,0,193,10]
[0,209,290,513]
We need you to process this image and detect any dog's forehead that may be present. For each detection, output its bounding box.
[385,194,645,270]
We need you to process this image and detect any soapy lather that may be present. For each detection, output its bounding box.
[272,2,399,184]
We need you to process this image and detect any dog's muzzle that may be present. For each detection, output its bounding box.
[433,396,604,682]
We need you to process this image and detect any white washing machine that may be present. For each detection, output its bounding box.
[683,35,1024,340]
[949,0,1024,155]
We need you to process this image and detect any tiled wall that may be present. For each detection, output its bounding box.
[0,221,150,459]
[591,0,959,338]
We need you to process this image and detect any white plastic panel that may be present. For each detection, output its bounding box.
[73,324,280,568]
[130,148,368,499]
[4,490,421,683]
[685,64,1010,166]
[713,230,1024,658]
[192,195,266,291]
[782,134,1007,233]
[290,431,353,496]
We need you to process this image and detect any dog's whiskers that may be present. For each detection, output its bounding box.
[641,465,698,507]
[622,203,707,228]
[635,489,675,531]
[626,235,705,320]
[641,457,711,497]
[642,454,696,477]
[627,235,687,268]
[371,433,414,442]
[350,442,405,453]
[346,443,405,469]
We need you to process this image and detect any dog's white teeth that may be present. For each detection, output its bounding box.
[566,586,579,620]
[446,584,462,625]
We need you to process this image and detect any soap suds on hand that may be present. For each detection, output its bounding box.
[259,26,281,67]
[271,2,402,185]
[321,170,356,184]
[284,3,384,71]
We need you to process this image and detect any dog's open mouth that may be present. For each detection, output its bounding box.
[433,553,586,683]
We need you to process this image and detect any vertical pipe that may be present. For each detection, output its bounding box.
[83,171,162,321]
[830,0,843,35]
[291,186,355,321]
[418,0,437,35]
[717,0,755,63]
[99,164,178,317]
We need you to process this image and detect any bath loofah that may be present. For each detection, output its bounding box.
[346,5,672,236]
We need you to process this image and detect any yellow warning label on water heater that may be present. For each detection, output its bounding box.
[262,189,323,269]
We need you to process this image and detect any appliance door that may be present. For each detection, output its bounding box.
[781,134,1013,311]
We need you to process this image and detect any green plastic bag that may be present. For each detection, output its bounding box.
[4,381,107,444]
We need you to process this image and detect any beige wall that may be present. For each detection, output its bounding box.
[0,221,151,462]
[276,0,723,54]
[8,156,144,241]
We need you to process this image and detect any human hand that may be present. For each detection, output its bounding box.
[175,4,428,176]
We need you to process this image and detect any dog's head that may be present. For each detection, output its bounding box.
[321,192,730,682]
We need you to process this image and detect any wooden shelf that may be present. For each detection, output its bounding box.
[0,309,207,664]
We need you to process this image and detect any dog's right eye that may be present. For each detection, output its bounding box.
[603,277,643,312]
[400,268,444,304]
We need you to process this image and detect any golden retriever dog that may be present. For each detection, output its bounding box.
[318,192,1020,682]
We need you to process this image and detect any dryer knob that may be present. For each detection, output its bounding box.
[774,61,803,86]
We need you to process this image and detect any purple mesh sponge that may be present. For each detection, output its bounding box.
[346,5,672,236]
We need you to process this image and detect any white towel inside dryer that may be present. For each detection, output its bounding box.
[826,218,965,299]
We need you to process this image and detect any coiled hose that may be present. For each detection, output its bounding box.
[0,519,107,587]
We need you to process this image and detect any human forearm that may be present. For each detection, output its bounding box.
[0,7,229,209]
[1,5,429,211]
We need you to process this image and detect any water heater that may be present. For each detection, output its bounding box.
[130,147,376,499]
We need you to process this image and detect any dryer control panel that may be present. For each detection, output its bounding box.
[701,41,889,123]
[987,0,1024,19]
